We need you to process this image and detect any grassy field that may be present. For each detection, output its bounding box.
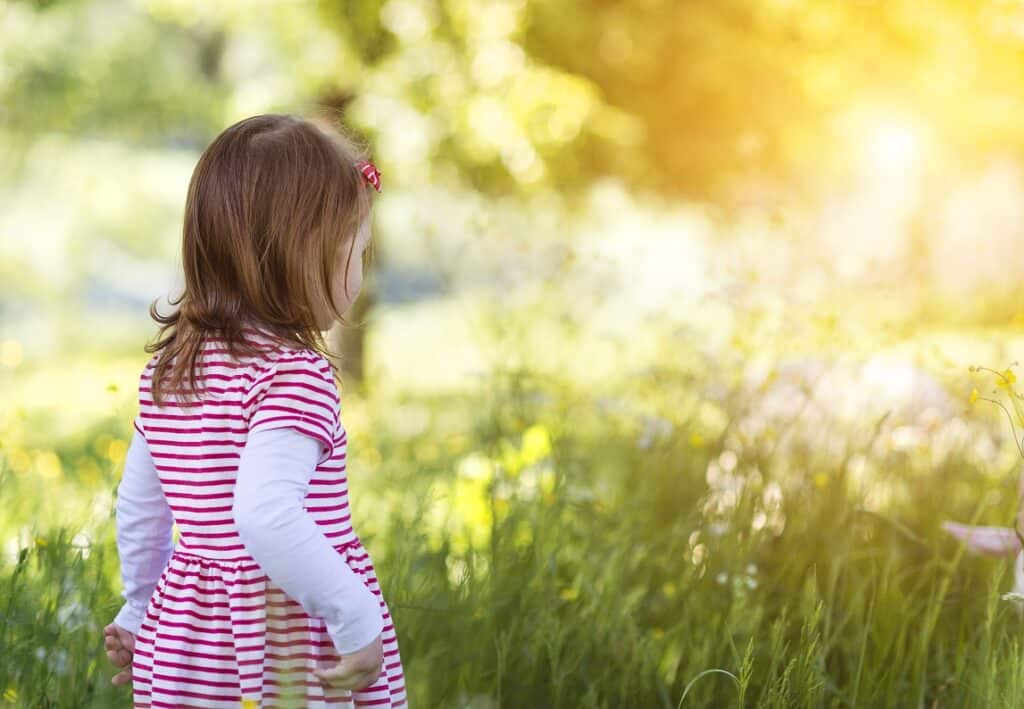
[4,300,1024,708]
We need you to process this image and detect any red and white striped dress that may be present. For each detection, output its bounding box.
[129,329,407,708]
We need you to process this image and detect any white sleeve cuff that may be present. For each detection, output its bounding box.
[113,600,146,636]
[324,592,385,654]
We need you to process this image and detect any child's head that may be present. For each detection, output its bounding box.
[182,113,375,332]
[147,114,378,403]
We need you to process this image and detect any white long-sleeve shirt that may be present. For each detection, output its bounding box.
[113,425,383,654]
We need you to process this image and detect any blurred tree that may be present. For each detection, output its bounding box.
[8,0,1024,200]
[523,0,1024,201]
[317,0,1024,203]
[8,0,1024,360]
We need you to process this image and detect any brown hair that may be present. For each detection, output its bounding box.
[145,113,376,406]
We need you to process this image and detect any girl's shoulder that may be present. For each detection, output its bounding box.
[137,334,336,388]
[240,342,341,415]
[244,339,334,381]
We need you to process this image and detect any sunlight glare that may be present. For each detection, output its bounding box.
[860,114,925,177]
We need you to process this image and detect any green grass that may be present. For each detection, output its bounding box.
[3,315,1024,708]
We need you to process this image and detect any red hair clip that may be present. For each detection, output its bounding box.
[356,160,382,193]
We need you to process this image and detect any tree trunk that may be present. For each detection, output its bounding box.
[328,278,375,395]
[315,89,375,395]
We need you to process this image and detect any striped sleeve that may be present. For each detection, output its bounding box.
[243,353,340,465]
[132,414,146,439]
[133,358,154,440]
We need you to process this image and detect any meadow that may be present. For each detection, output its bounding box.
[9,0,1024,705]
[4,292,1024,708]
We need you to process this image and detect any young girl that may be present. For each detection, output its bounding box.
[101,114,406,707]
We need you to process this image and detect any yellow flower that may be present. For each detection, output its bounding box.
[3,687,17,701]
[35,537,47,548]
[107,439,128,464]
[689,432,704,449]
[970,388,980,404]
[813,472,829,489]
[559,587,579,602]
[998,369,1017,390]
[520,424,551,465]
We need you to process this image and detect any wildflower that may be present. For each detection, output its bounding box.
[107,439,128,464]
[998,368,1017,390]
[689,432,705,449]
[57,601,87,629]
[52,649,68,676]
[559,587,579,602]
[813,472,829,488]
[708,522,729,536]
[970,388,979,405]
[690,543,706,565]
[520,424,551,464]
[941,522,1021,556]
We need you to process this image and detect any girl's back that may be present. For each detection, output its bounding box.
[127,328,405,707]
[138,329,354,557]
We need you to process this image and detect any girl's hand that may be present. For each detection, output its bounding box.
[313,634,383,690]
[103,622,135,686]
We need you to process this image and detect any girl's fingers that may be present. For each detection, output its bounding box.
[315,672,375,691]
[111,624,136,650]
[111,666,132,686]
[104,621,135,683]
[313,664,376,691]
[107,648,132,668]
[104,632,129,664]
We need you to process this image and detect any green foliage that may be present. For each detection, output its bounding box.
[0,528,125,707]
[5,327,1024,707]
